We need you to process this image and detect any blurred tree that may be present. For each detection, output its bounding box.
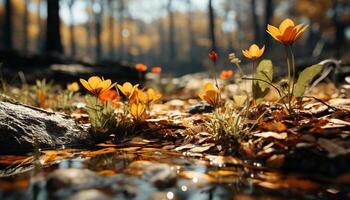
[208,0,216,51]
[251,0,261,44]
[263,0,274,51]
[167,0,176,71]
[92,0,104,62]
[331,0,348,58]
[68,0,76,58]
[4,0,13,50]
[45,0,63,54]
[23,0,29,53]
[187,0,195,60]
[118,0,125,60]
[35,0,43,53]
[157,7,167,66]
[107,0,115,59]
[85,0,93,57]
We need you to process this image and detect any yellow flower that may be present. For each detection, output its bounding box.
[129,88,146,104]
[242,44,265,61]
[130,103,146,120]
[80,76,116,96]
[67,82,80,92]
[144,88,162,104]
[117,82,139,98]
[267,18,308,45]
[198,83,220,107]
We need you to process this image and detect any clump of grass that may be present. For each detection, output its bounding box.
[205,102,249,152]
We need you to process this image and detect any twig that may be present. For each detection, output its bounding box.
[303,95,337,111]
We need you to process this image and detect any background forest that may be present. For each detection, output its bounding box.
[0,0,349,75]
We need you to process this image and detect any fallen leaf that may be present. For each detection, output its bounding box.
[317,138,348,157]
[189,144,215,153]
[266,154,285,168]
[254,132,288,140]
[259,121,287,132]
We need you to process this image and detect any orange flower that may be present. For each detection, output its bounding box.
[242,44,265,61]
[99,90,119,102]
[198,83,220,107]
[267,18,308,45]
[151,67,162,74]
[80,76,116,96]
[130,103,146,120]
[135,63,148,72]
[220,70,234,80]
[67,82,80,92]
[117,82,139,98]
[99,90,119,108]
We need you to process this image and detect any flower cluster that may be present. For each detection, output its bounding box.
[80,76,162,122]
[201,18,308,111]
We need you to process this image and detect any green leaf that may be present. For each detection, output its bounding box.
[233,95,247,106]
[253,59,273,103]
[294,64,322,97]
[255,60,273,91]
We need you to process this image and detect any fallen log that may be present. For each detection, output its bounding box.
[0,100,93,154]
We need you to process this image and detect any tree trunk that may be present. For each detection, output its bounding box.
[263,0,273,51]
[167,0,176,72]
[208,0,216,52]
[4,0,12,50]
[331,0,346,58]
[186,0,195,61]
[45,0,63,55]
[158,19,166,66]
[251,0,261,44]
[23,0,29,53]
[93,0,103,62]
[108,0,115,59]
[118,0,125,61]
[36,0,43,53]
[85,0,93,57]
[68,0,76,58]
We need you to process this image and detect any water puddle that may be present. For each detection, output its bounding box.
[0,144,347,200]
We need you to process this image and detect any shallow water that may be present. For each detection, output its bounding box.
[0,143,348,200]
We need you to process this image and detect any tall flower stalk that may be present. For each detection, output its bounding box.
[267,18,308,112]
[209,51,219,89]
[242,44,265,100]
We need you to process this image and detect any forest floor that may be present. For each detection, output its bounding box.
[0,73,350,200]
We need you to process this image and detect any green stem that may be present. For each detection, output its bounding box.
[235,63,245,77]
[251,61,256,100]
[213,60,219,89]
[284,45,292,112]
[289,44,296,100]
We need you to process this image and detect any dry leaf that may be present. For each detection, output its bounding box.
[254,132,288,140]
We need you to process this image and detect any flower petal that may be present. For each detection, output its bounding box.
[242,50,252,59]
[204,82,216,92]
[249,44,260,57]
[80,78,93,92]
[281,26,295,43]
[279,18,295,34]
[258,45,265,57]
[294,24,309,41]
[88,76,102,89]
[97,79,112,92]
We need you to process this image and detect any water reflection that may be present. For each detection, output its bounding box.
[0,145,346,200]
